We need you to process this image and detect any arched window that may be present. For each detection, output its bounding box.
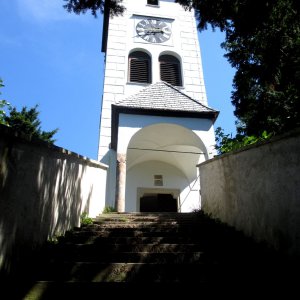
[159,54,182,86]
[128,51,151,84]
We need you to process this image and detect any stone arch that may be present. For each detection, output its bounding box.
[124,123,209,212]
[127,123,208,173]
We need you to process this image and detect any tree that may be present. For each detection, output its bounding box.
[4,105,58,144]
[215,127,272,154]
[176,0,300,136]
[1,78,58,143]
[63,0,125,17]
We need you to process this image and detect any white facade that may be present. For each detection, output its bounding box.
[98,0,218,212]
[120,114,216,212]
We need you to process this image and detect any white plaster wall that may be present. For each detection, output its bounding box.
[198,130,300,256]
[126,160,200,212]
[0,125,108,275]
[80,164,108,218]
[118,113,216,158]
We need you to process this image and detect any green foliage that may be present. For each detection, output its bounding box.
[63,0,125,17]
[0,78,58,143]
[102,206,117,214]
[47,235,60,244]
[80,212,93,225]
[0,100,10,126]
[215,127,273,154]
[47,232,65,244]
[176,0,300,137]
[4,104,58,144]
[0,79,11,125]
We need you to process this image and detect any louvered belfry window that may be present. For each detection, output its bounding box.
[159,55,182,86]
[129,51,151,84]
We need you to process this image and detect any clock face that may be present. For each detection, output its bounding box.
[136,18,172,43]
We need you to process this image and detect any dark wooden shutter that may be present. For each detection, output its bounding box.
[159,55,182,86]
[129,51,151,84]
[147,0,159,5]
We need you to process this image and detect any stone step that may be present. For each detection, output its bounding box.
[60,235,204,245]
[45,243,204,256]
[91,220,187,224]
[94,217,204,224]
[96,212,201,218]
[32,262,222,282]
[81,222,207,229]
[11,282,231,299]
[91,223,206,230]
[8,280,296,300]
[93,215,211,224]
[93,221,183,227]
[31,261,282,283]
[93,214,210,223]
[42,244,276,266]
[75,225,210,237]
[41,251,206,263]
[68,230,193,238]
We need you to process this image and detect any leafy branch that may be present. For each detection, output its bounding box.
[0,79,11,126]
[215,127,273,155]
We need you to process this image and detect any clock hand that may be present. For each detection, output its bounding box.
[147,28,162,33]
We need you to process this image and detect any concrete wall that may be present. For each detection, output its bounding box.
[0,125,108,275]
[198,129,300,256]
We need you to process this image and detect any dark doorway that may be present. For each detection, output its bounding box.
[140,193,177,212]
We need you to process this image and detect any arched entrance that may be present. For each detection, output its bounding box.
[125,123,208,212]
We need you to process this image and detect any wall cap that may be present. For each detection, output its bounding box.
[0,124,108,170]
[197,127,300,167]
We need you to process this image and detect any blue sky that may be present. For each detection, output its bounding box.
[0,0,236,160]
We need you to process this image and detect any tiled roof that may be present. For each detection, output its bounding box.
[116,81,217,113]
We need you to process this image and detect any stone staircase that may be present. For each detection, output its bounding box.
[5,212,297,298]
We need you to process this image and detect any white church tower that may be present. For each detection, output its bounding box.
[98,0,218,212]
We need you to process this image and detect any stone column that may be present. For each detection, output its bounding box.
[115,153,126,212]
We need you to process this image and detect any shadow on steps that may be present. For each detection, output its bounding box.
[2,212,299,299]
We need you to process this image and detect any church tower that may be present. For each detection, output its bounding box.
[99,0,218,212]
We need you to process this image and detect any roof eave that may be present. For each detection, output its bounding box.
[115,104,219,120]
